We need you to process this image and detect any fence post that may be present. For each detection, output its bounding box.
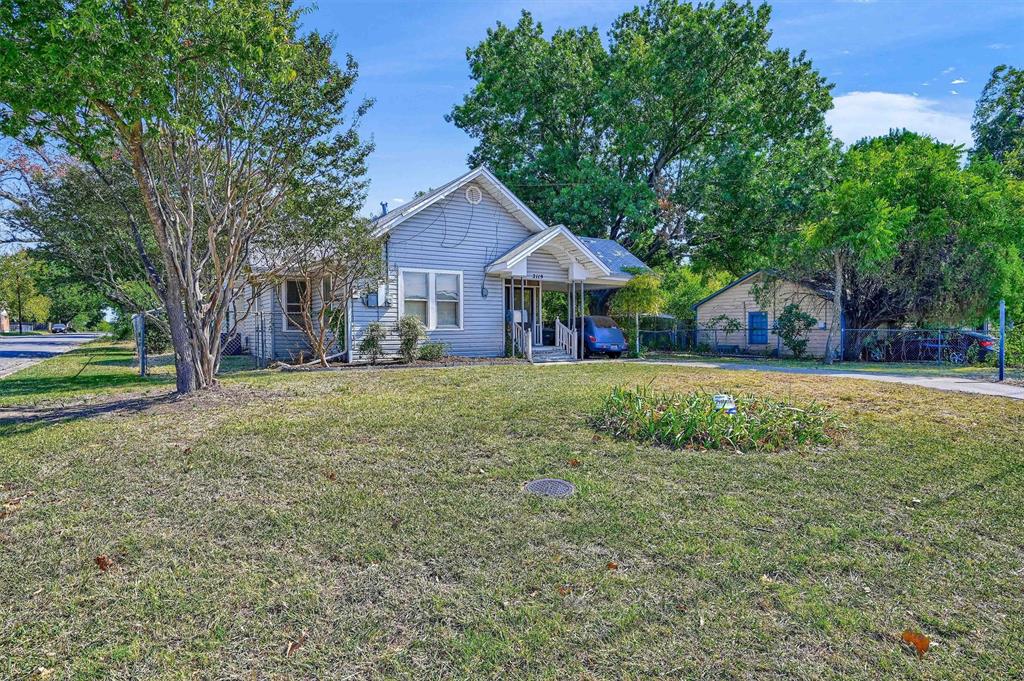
[999,299,1006,382]
[131,313,147,376]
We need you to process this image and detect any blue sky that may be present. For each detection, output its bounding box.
[303,0,1024,214]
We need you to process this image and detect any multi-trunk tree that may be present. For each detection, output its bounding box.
[0,1,373,393]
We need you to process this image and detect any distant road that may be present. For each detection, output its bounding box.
[0,333,100,379]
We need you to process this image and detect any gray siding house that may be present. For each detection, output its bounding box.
[238,167,645,363]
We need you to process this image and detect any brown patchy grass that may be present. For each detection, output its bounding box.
[2,344,1024,679]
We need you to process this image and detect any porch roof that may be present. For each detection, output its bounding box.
[485,225,612,280]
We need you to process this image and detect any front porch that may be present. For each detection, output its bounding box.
[487,224,642,363]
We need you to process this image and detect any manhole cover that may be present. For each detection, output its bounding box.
[525,478,576,498]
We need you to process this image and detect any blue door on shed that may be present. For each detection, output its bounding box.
[748,311,768,344]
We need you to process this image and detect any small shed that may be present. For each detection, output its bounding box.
[692,270,835,357]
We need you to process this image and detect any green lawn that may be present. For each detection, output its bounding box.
[2,344,1024,678]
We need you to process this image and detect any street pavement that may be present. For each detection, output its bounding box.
[0,332,100,379]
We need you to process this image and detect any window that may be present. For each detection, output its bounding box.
[400,269,462,330]
[748,311,768,344]
[283,280,308,331]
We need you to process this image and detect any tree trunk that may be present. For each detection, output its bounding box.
[824,251,844,365]
[126,130,206,394]
[164,279,200,393]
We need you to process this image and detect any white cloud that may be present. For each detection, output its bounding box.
[988,43,1011,50]
[942,66,955,74]
[950,90,959,95]
[951,78,967,84]
[827,91,973,146]
[391,197,406,205]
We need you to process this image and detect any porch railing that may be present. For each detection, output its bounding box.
[555,318,577,359]
[512,322,533,363]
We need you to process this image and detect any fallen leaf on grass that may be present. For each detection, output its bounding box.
[902,630,930,658]
[568,458,582,468]
[322,469,337,482]
[284,631,308,656]
[557,586,571,596]
[94,555,115,572]
[28,667,53,680]
[606,561,618,570]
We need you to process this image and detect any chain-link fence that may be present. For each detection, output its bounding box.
[633,319,1013,380]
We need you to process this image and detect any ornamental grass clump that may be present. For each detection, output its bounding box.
[594,386,837,452]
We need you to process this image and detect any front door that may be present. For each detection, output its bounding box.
[505,282,540,343]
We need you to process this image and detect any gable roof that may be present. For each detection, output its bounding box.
[579,237,648,278]
[692,270,832,310]
[486,225,612,278]
[371,166,549,238]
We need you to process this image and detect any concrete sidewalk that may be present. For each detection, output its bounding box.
[631,359,1024,400]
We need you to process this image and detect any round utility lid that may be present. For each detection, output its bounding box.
[524,478,576,498]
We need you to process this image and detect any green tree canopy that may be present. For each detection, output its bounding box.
[973,64,1024,178]
[448,0,836,269]
[798,130,1024,331]
[0,0,373,392]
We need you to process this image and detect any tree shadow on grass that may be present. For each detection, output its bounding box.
[0,391,181,437]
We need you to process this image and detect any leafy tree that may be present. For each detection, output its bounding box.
[0,250,51,327]
[609,269,666,355]
[448,0,836,268]
[26,252,108,328]
[4,151,165,323]
[0,1,372,393]
[799,131,1024,360]
[775,303,816,359]
[658,264,732,325]
[973,65,1024,177]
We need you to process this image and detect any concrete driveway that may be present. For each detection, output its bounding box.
[0,332,100,379]
[632,358,1024,400]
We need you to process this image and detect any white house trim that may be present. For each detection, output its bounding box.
[486,225,611,280]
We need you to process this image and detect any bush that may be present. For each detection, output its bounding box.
[359,321,388,365]
[394,315,425,364]
[593,386,837,452]
[776,303,816,359]
[418,341,447,362]
[1005,324,1024,367]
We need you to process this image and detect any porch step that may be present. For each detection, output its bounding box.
[531,345,576,363]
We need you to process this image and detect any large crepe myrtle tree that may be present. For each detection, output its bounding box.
[0,0,372,393]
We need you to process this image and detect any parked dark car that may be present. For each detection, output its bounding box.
[861,329,996,364]
[51,323,68,333]
[577,315,627,358]
[915,330,997,364]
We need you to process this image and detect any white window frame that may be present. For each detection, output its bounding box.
[397,268,464,331]
[281,279,308,333]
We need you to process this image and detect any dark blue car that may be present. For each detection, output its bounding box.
[578,315,627,358]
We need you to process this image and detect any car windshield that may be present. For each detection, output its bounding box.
[590,316,618,329]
